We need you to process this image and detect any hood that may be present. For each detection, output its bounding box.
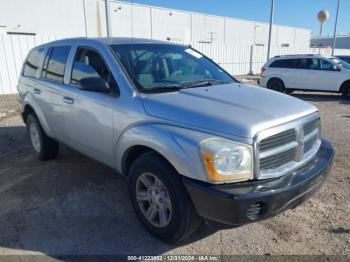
[142,83,318,138]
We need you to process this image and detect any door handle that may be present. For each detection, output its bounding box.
[62,96,74,104]
[33,88,41,94]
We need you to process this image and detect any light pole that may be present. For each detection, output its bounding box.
[266,0,275,62]
[332,0,340,56]
[105,0,112,37]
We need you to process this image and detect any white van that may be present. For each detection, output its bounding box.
[259,54,350,98]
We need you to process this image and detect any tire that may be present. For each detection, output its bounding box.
[341,83,350,99]
[129,152,201,243]
[267,78,285,93]
[26,114,59,160]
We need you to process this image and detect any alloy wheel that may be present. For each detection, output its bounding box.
[136,172,172,228]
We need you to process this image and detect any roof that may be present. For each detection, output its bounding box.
[272,54,330,59]
[36,37,186,48]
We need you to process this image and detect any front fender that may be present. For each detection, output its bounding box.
[115,122,214,182]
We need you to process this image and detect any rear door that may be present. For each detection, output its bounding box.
[290,58,311,89]
[35,45,73,140]
[268,58,308,89]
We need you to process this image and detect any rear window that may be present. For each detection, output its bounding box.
[42,46,71,83]
[270,59,300,69]
[22,48,44,77]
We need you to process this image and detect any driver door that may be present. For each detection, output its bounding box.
[64,46,118,165]
[307,58,340,91]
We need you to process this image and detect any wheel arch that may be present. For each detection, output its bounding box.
[115,123,210,182]
[23,104,38,123]
[21,99,53,137]
[339,79,350,93]
[121,145,175,176]
[267,77,285,87]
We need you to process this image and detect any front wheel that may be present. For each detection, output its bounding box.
[267,78,285,93]
[342,83,350,99]
[129,153,201,243]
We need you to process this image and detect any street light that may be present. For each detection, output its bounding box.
[332,0,341,56]
[266,0,275,62]
[105,0,112,37]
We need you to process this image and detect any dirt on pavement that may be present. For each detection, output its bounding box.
[0,92,349,258]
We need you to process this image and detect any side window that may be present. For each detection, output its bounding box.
[270,59,287,68]
[287,59,300,69]
[70,47,117,89]
[42,46,71,83]
[298,58,312,70]
[270,59,299,69]
[320,60,335,71]
[310,59,321,70]
[22,48,44,77]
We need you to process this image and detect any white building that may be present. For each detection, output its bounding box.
[0,0,311,47]
[0,0,316,95]
[311,35,350,49]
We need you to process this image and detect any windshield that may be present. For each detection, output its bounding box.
[109,44,235,92]
[331,57,350,69]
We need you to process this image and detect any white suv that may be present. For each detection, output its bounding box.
[259,54,350,98]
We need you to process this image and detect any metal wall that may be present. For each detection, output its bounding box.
[1,33,350,95]
[109,1,311,47]
[0,0,311,47]
[311,36,350,49]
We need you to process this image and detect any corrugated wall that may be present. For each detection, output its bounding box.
[1,33,350,95]
[0,34,63,94]
[109,1,311,46]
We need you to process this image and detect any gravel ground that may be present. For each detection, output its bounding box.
[0,90,349,258]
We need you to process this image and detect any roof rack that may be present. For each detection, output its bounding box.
[273,54,320,58]
[274,54,321,58]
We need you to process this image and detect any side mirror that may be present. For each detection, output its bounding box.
[78,77,110,92]
[333,65,340,71]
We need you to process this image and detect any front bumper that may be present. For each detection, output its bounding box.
[183,139,333,227]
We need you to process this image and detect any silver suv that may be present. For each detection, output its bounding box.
[18,38,333,243]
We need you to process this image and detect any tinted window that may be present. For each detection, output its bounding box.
[298,58,313,69]
[71,48,117,89]
[70,47,116,89]
[42,46,71,82]
[309,59,321,70]
[23,48,44,77]
[343,57,350,64]
[320,59,335,71]
[270,59,299,69]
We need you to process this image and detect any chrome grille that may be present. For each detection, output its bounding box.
[304,119,319,136]
[259,129,296,152]
[255,114,321,179]
[304,134,317,153]
[260,148,297,170]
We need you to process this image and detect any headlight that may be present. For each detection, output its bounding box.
[200,139,253,183]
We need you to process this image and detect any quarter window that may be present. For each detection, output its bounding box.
[23,48,44,77]
[42,46,71,83]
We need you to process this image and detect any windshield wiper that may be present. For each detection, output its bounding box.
[178,79,231,88]
[141,85,183,93]
[142,79,231,93]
